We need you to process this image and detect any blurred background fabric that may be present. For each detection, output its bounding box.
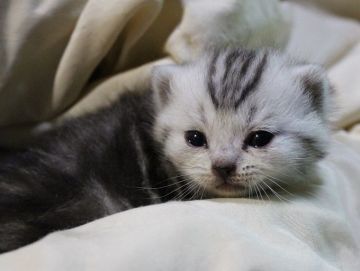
[1,0,359,145]
[0,0,289,146]
[0,0,360,270]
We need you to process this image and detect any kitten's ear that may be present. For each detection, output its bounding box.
[294,64,333,119]
[151,65,178,108]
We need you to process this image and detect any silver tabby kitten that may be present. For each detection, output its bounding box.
[0,48,331,253]
[153,48,331,198]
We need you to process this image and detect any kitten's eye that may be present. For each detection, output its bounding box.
[245,130,274,148]
[185,130,207,148]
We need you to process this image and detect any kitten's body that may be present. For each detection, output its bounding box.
[0,91,180,252]
[0,48,332,253]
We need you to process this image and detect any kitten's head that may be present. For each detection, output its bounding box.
[152,48,332,198]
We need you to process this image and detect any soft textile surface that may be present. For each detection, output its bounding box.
[1,0,360,270]
[0,0,287,146]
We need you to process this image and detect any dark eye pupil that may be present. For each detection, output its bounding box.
[185,130,207,147]
[246,130,274,148]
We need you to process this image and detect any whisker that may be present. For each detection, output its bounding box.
[258,182,271,201]
[261,181,290,203]
[175,182,197,201]
[149,180,192,200]
[135,178,189,190]
[257,172,295,198]
[256,183,264,202]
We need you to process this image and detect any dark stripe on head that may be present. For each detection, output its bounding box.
[235,52,268,108]
[222,50,242,86]
[238,51,255,80]
[207,50,220,108]
[220,49,256,109]
[231,52,255,104]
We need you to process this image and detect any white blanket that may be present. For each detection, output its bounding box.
[0,0,360,270]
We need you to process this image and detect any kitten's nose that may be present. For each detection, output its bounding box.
[211,163,236,181]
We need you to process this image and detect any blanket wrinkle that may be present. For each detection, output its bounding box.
[52,0,163,115]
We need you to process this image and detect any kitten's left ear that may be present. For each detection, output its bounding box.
[294,64,333,119]
[151,65,178,108]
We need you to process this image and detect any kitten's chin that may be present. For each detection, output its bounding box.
[205,183,248,198]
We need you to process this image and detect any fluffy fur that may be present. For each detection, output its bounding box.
[153,48,331,197]
[0,48,331,253]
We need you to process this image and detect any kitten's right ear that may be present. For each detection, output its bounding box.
[293,64,333,120]
[151,65,178,107]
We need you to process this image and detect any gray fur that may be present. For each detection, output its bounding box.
[0,48,332,253]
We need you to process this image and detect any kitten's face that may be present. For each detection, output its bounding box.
[153,49,331,198]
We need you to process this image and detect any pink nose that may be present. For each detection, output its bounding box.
[211,164,236,181]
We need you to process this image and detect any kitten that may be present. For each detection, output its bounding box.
[0,48,332,253]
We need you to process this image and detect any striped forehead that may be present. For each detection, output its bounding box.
[207,49,268,110]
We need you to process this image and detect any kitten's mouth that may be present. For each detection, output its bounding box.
[214,182,247,196]
[216,182,245,190]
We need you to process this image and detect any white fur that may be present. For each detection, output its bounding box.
[152,50,331,198]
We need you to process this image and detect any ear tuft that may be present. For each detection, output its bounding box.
[151,65,178,107]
